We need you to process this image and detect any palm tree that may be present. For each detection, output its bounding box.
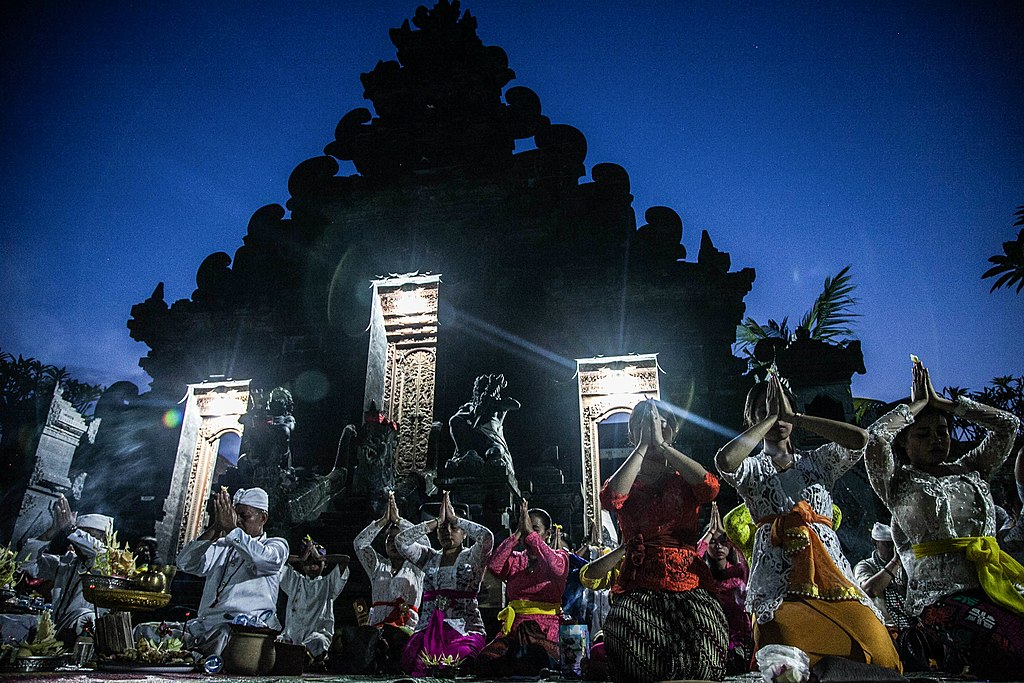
[736,265,859,362]
[982,205,1024,294]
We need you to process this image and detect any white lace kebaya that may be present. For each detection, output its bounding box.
[719,442,880,624]
[865,397,1020,617]
[395,518,494,635]
[353,518,425,629]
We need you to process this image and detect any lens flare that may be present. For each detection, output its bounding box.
[162,408,183,429]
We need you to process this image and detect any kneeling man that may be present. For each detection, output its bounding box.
[176,487,288,656]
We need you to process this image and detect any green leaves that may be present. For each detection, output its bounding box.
[0,349,104,417]
[982,206,1024,294]
[797,265,860,342]
[735,266,859,362]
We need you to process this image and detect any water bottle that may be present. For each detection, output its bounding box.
[201,654,223,674]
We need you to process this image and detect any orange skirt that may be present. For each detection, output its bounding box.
[753,598,902,672]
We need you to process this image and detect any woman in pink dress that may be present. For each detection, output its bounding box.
[697,502,753,674]
[477,499,569,676]
[396,491,493,676]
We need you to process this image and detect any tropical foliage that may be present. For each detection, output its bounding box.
[0,349,104,418]
[982,205,1024,294]
[736,265,859,362]
[943,375,1024,444]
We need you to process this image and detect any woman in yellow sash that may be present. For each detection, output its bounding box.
[716,374,901,671]
[476,499,568,676]
[865,360,1022,680]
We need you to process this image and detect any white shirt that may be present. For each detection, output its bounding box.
[279,564,348,654]
[23,530,106,632]
[354,519,424,629]
[176,527,288,635]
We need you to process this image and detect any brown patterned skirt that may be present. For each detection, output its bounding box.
[603,588,728,683]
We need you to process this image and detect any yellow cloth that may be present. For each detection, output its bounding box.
[757,501,862,601]
[496,599,561,635]
[725,501,842,563]
[754,597,902,671]
[913,535,1024,615]
[580,562,619,591]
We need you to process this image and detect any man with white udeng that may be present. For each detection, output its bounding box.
[22,495,111,642]
[176,487,288,656]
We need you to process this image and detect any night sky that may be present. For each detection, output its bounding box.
[2,1,1021,404]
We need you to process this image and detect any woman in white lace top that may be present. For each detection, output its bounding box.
[354,491,426,671]
[395,491,494,676]
[353,492,425,631]
[716,373,900,670]
[865,361,1022,680]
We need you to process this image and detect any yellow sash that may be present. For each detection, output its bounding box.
[580,564,618,591]
[913,535,1024,615]
[496,599,561,635]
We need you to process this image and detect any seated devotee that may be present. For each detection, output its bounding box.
[279,535,349,662]
[353,490,425,670]
[716,373,900,671]
[601,399,729,683]
[395,491,493,676]
[22,495,110,644]
[853,522,912,631]
[865,360,1023,680]
[577,543,626,681]
[176,487,288,657]
[698,502,754,674]
[476,499,568,677]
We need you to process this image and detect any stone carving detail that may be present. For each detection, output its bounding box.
[234,386,346,535]
[156,380,250,558]
[393,348,437,474]
[348,402,399,515]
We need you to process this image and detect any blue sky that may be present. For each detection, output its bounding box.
[1,1,1021,402]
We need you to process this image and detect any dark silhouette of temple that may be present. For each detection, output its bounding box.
[125,1,756,540]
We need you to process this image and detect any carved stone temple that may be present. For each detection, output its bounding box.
[125,0,756,548]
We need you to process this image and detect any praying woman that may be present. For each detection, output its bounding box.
[715,374,901,671]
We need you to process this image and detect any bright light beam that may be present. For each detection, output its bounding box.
[445,307,576,372]
[658,400,738,439]
[447,308,739,440]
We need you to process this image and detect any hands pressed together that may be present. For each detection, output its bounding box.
[211,488,238,535]
[764,373,796,423]
[909,359,954,414]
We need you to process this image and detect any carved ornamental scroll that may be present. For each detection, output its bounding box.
[155,380,250,559]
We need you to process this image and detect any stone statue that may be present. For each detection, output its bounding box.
[239,386,296,482]
[348,402,398,516]
[448,374,520,474]
[237,387,345,535]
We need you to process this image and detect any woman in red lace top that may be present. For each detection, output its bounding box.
[599,399,728,683]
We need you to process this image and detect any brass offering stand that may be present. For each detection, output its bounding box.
[83,570,171,658]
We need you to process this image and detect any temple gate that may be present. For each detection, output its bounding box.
[154,379,250,558]
[364,274,440,475]
[576,354,660,534]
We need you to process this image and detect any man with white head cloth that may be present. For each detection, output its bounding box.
[22,495,111,642]
[853,522,912,629]
[176,487,289,656]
